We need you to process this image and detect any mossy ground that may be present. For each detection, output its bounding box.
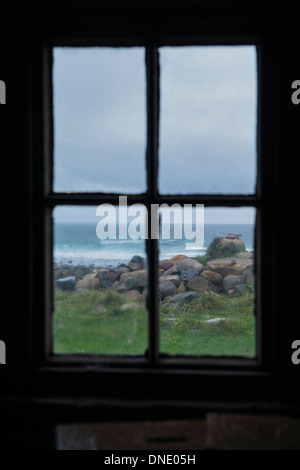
[53,288,255,357]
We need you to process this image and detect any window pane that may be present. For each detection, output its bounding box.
[159,206,256,357]
[53,206,148,355]
[159,46,257,194]
[53,48,146,193]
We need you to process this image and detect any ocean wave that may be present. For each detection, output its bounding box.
[54,223,254,267]
[54,248,144,268]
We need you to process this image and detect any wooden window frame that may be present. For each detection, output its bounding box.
[26,12,281,403]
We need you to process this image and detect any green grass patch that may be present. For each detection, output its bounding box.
[53,289,148,354]
[194,254,210,266]
[160,291,255,357]
[53,289,256,358]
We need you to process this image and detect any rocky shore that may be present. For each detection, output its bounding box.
[55,236,255,304]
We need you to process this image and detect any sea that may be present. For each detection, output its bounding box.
[54,222,255,269]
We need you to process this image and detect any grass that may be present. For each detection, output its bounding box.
[53,288,256,358]
[160,290,255,357]
[194,254,209,266]
[53,289,148,354]
[194,237,247,266]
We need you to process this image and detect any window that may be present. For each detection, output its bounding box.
[26,4,284,403]
[1,0,299,452]
[48,43,259,363]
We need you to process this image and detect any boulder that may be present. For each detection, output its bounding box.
[177,258,204,273]
[128,255,145,271]
[180,267,199,283]
[186,276,217,294]
[207,257,253,277]
[241,266,255,286]
[75,274,100,290]
[75,266,94,277]
[115,283,127,294]
[159,280,177,298]
[236,251,254,259]
[106,270,122,282]
[169,254,188,264]
[169,291,199,304]
[218,237,245,252]
[223,275,243,292]
[228,284,246,297]
[200,270,223,286]
[97,268,109,278]
[130,254,145,264]
[124,272,147,291]
[159,259,174,271]
[120,269,147,283]
[226,233,242,239]
[162,265,179,276]
[207,237,245,259]
[117,266,130,274]
[205,318,230,323]
[96,269,114,288]
[177,281,187,293]
[99,277,113,289]
[56,276,76,291]
[160,275,181,287]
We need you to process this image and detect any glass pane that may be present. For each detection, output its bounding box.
[159,46,257,194]
[159,206,256,357]
[53,47,146,193]
[53,205,148,355]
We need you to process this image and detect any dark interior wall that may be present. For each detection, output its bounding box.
[0,1,299,450]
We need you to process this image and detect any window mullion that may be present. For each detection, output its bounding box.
[146,45,160,363]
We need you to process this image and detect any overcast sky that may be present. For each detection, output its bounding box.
[53,46,257,224]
